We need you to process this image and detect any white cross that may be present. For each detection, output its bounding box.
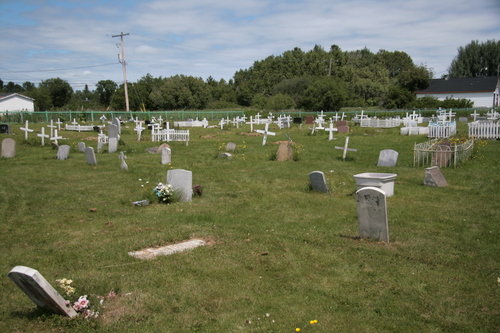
[37,127,50,146]
[219,118,226,130]
[331,112,340,122]
[471,110,480,121]
[325,123,338,141]
[100,114,107,122]
[50,130,63,145]
[20,120,34,141]
[341,112,346,121]
[71,118,78,126]
[246,116,257,132]
[47,120,57,138]
[255,123,276,146]
[157,116,163,124]
[56,118,63,130]
[134,122,145,141]
[335,136,357,160]
[309,123,316,134]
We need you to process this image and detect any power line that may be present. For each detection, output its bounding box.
[0,62,118,73]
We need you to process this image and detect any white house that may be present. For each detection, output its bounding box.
[416,76,499,108]
[0,93,35,112]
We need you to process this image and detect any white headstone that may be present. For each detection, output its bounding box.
[108,137,118,153]
[119,151,128,171]
[167,169,193,202]
[85,146,97,165]
[356,187,389,242]
[56,145,71,160]
[377,149,399,167]
[1,138,16,158]
[8,266,78,317]
[77,142,86,152]
[108,124,119,139]
[161,147,171,165]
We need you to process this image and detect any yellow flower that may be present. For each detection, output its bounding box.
[310,320,318,324]
[295,328,301,332]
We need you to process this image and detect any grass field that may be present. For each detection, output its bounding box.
[1,119,499,332]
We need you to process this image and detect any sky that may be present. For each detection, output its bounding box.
[1,0,499,91]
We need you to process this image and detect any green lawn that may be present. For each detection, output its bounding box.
[1,119,499,332]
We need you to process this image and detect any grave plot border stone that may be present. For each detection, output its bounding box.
[8,266,78,317]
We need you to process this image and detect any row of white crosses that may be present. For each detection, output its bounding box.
[20,120,64,146]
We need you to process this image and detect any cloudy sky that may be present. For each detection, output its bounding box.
[1,0,499,91]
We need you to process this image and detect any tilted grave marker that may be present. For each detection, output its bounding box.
[255,123,276,146]
[424,166,448,187]
[335,136,357,160]
[356,187,389,242]
[8,266,78,317]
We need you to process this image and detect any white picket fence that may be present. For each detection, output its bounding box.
[468,121,500,139]
[360,118,402,128]
[152,129,190,142]
[427,122,457,138]
[65,124,96,132]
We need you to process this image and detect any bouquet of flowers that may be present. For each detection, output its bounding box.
[153,182,174,203]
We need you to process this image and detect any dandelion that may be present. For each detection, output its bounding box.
[310,319,318,324]
[295,328,301,332]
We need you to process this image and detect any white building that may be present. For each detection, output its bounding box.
[0,93,35,112]
[416,76,499,108]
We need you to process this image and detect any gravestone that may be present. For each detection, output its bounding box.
[167,169,193,202]
[276,142,294,161]
[293,117,302,124]
[356,187,389,242]
[119,151,128,171]
[309,171,329,193]
[336,120,348,126]
[305,116,315,124]
[377,149,399,167]
[8,266,78,317]
[108,137,118,153]
[77,142,86,152]
[112,117,121,134]
[128,239,206,260]
[459,117,468,123]
[424,166,448,187]
[85,146,97,165]
[108,124,119,139]
[161,147,171,165]
[432,141,452,167]
[226,142,237,152]
[156,143,171,154]
[336,120,350,133]
[1,138,16,158]
[56,145,71,160]
[0,124,11,134]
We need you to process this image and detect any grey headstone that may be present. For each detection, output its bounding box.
[459,117,468,123]
[112,117,121,134]
[8,266,78,317]
[166,169,193,202]
[56,145,71,160]
[0,124,11,134]
[356,187,389,242]
[309,171,328,193]
[161,147,171,165]
[85,146,97,165]
[108,124,119,139]
[226,142,237,152]
[77,142,86,152]
[108,137,118,153]
[424,166,448,187]
[377,149,399,167]
[1,138,16,158]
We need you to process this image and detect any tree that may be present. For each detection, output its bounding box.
[448,40,500,78]
[95,80,117,107]
[302,77,347,111]
[39,77,73,108]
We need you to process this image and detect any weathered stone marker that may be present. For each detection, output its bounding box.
[356,187,389,242]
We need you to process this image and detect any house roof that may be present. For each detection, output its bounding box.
[416,76,499,95]
[0,93,35,101]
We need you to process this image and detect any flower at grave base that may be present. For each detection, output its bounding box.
[73,295,90,312]
[310,320,318,324]
[295,328,301,332]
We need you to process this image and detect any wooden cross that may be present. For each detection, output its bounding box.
[219,118,226,130]
[20,121,34,141]
[47,120,57,138]
[246,116,256,132]
[37,127,50,146]
[55,118,63,130]
[255,123,276,146]
[50,130,63,145]
[134,122,145,141]
[325,123,338,140]
[471,110,480,121]
[335,136,357,160]
[309,123,316,134]
[71,119,78,126]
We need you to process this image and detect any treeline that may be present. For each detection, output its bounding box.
[2,41,496,111]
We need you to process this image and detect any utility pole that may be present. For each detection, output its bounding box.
[112,32,130,113]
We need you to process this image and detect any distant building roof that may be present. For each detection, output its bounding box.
[0,93,35,101]
[416,76,499,95]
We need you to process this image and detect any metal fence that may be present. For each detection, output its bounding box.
[413,138,475,168]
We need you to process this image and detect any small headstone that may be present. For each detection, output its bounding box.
[1,138,16,158]
[0,124,11,134]
[377,149,399,167]
[119,151,128,171]
[161,147,171,165]
[293,117,302,124]
[8,266,78,317]
[337,125,350,133]
[108,137,118,153]
[56,145,70,160]
[167,169,193,202]
[108,124,119,139]
[424,166,448,187]
[276,142,294,161]
[112,117,121,134]
[305,116,315,124]
[85,146,97,165]
[77,142,86,152]
[156,143,171,154]
[309,171,329,193]
[336,120,348,127]
[356,187,389,242]
[226,142,237,152]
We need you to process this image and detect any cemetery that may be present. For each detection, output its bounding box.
[0,112,499,332]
